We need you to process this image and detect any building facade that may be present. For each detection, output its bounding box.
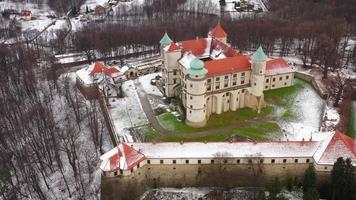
[99,131,356,200]
[159,23,295,127]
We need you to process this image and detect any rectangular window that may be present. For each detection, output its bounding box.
[273,78,276,82]
[207,86,211,91]
[114,171,117,176]
[237,159,240,164]
[241,72,245,76]
[283,159,287,163]
[137,164,140,168]
[225,76,228,79]
[306,159,310,163]
[190,105,193,109]
[266,79,269,83]
[216,85,220,90]
[207,79,211,83]
[233,74,237,77]
[173,160,176,164]
[265,86,268,89]
[232,81,237,86]
[272,84,275,87]
[173,78,177,84]
[271,159,275,164]
[248,159,252,164]
[216,77,220,81]
[160,160,164,164]
[147,160,151,164]
[260,159,264,163]
[185,160,189,164]
[198,160,201,164]
[211,160,214,164]
[286,75,289,79]
[279,77,282,81]
[190,96,193,100]
[173,70,177,75]
[190,84,193,88]
[224,83,228,87]
[295,159,298,163]
[224,160,228,164]
[241,80,245,85]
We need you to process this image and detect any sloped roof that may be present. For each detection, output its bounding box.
[181,38,210,57]
[90,62,107,76]
[251,46,268,62]
[204,55,251,77]
[209,22,227,38]
[160,32,173,46]
[167,42,180,52]
[316,131,356,165]
[265,58,294,75]
[121,143,146,170]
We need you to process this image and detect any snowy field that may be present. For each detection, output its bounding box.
[107,80,148,142]
[138,72,162,97]
[276,81,325,141]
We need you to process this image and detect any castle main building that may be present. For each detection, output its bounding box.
[159,23,295,127]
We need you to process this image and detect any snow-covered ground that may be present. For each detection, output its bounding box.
[107,80,148,142]
[138,72,162,97]
[277,81,325,141]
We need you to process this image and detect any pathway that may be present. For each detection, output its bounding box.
[134,79,268,140]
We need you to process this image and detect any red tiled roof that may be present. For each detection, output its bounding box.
[109,152,120,171]
[204,55,251,77]
[105,67,119,76]
[181,39,208,56]
[318,131,356,164]
[21,10,32,16]
[211,39,240,57]
[210,23,227,38]
[266,58,289,70]
[168,43,180,52]
[90,62,107,76]
[122,143,146,170]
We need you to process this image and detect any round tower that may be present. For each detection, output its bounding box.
[185,58,208,128]
[250,46,267,113]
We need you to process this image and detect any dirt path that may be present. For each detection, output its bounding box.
[134,80,268,140]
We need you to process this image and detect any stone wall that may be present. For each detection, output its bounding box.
[294,72,327,99]
[101,162,323,200]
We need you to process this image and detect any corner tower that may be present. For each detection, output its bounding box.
[208,21,227,44]
[185,58,208,128]
[160,33,182,97]
[250,46,267,113]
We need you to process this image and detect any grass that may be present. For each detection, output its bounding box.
[143,78,313,142]
[157,107,271,133]
[264,78,308,120]
[346,101,356,138]
[143,121,281,142]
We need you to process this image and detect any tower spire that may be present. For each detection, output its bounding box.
[159,32,173,46]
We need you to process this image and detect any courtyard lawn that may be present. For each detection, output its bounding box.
[157,107,268,133]
[144,121,281,142]
[148,78,323,142]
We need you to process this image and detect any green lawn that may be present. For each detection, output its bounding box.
[157,107,272,133]
[264,78,307,121]
[143,121,281,142]
[142,78,315,142]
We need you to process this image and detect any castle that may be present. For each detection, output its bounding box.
[159,22,295,127]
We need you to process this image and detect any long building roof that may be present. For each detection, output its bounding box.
[100,131,356,172]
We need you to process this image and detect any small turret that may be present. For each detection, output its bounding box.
[159,32,173,47]
[250,46,267,113]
